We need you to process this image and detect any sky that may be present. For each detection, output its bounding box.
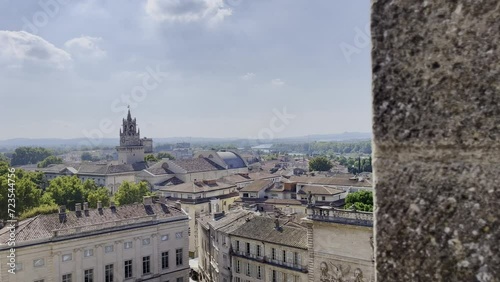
[0,0,371,140]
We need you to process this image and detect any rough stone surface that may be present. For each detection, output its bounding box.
[372,0,500,281]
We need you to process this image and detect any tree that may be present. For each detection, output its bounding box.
[19,204,59,220]
[114,181,151,206]
[0,162,44,220]
[81,152,93,161]
[144,154,158,162]
[37,155,63,168]
[156,152,175,160]
[11,147,53,166]
[0,153,9,163]
[41,176,86,210]
[87,187,111,208]
[345,190,373,212]
[309,156,333,171]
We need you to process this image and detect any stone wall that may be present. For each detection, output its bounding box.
[372,1,500,281]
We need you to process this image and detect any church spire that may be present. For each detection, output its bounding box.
[127,105,132,121]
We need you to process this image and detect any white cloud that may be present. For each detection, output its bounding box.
[0,30,71,69]
[271,78,285,86]
[145,0,232,24]
[64,36,106,60]
[241,72,255,80]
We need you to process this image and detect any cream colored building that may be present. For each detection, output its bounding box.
[304,206,374,282]
[157,179,240,257]
[198,213,308,282]
[0,197,190,282]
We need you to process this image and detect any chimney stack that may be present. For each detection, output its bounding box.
[274,218,280,230]
[83,202,89,216]
[143,196,153,206]
[110,201,116,213]
[58,205,67,223]
[75,203,82,217]
[159,195,166,204]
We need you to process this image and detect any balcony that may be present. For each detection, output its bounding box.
[231,251,307,273]
[307,206,373,227]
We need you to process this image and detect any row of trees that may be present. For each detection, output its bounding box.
[334,156,372,173]
[10,147,53,166]
[0,161,153,221]
[144,152,176,162]
[272,140,372,155]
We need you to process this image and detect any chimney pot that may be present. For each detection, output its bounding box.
[97,201,103,209]
[75,203,82,217]
[159,195,166,204]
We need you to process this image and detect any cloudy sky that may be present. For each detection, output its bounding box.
[0,0,371,140]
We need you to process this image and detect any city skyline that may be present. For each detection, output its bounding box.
[0,0,371,139]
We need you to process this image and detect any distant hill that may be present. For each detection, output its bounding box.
[0,132,371,149]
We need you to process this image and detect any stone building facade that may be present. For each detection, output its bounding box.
[0,197,190,282]
[305,206,374,282]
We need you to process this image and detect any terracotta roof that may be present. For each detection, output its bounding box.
[290,176,372,187]
[76,162,148,175]
[229,216,307,249]
[197,210,253,231]
[240,179,274,192]
[145,161,175,175]
[0,202,186,248]
[156,177,184,186]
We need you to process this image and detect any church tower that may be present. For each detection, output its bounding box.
[116,108,145,164]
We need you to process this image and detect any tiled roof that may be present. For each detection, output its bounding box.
[76,162,148,175]
[298,185,344,195]
[156,177,184,186]
[158,180,234,193]
[173,158,225,173]
[198,210,253,231]
[290,176,372,187]
[219,172,276,185]
[240,179,274,192]
[229,216,308,249]
[0,202,186,248]
[146,161,175,175]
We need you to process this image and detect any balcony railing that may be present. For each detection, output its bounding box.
[231,251,307,273]
[307,206,373,227]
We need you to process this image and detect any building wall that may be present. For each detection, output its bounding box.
[0,220,190,282]
[117,146,145,165]
[231,236,308,282]
[308,221,374,282]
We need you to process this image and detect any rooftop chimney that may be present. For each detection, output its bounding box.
[143,196,153,206]
[58,205,67,223]
[97,201,103,214]
[110,201,116,213]
[159,195,166,204]
[83,202,89,216]
[274,218,281,230]
[75,203,82,217]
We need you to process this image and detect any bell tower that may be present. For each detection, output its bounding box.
[116,108,145,164]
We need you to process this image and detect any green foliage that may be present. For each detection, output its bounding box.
[11,147,53,166]
[114,181,152,206]
[345,190,373,212]
[0,153,10,163]
[309,156,333,171]
[37,155,63,168]
[145,154,158,162]
[0,162,44,220]
[42,176,87,210]
[156,152,175,160]
[19,204,59,220]
[81,152,99,161]
[87,187,111,208]
[335,156,372,174]
[271,140,372,155]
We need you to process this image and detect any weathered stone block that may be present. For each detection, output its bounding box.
[374,154,499,281]
[372,1,500,148]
